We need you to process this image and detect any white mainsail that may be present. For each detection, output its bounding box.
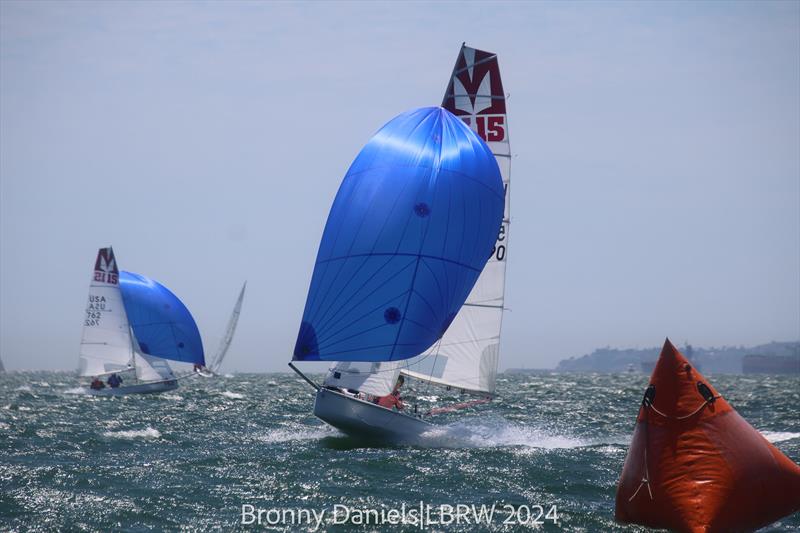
[78,247,134,377]
[209,282,246,372]
[401,44,511,396]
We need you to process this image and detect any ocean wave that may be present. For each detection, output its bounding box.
[221,391,244,399]
[761,431,800,443]
[102,427,162,440]
[63,387,88,395]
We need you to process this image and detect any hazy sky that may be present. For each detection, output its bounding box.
[1,1,798,372]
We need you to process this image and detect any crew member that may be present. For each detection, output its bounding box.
[375,375,405,411]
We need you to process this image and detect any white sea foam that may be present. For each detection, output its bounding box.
[221,391,244,399]
[63,387,88,395]
[161,394,183,401]
[15,385,32,392]
[103,427,162,440]
[257,427,334,443]
[761,431,800,443]
[223,374,235,379]
[418,417,587,450]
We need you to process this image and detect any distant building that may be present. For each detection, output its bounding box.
[742,354,800,374]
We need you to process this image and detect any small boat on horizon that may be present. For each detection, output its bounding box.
[78,246,205,396]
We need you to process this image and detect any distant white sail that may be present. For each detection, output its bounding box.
[0,356,5,373]
[209,282,246,372]
[78,247,134,377]
[401,44,511,396]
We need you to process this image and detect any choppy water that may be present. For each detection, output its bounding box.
[1,371,798,531]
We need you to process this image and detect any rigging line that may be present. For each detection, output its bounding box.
[315,252,483,275]
[423,337,444,399]
[463,303,504,309]
[310,253,392,337]
[315,289,412,351]
[312,257,416,341]
[305,167,374,318]
[449,94,506,100]
[310,165,418,325]
[389,257,423,359]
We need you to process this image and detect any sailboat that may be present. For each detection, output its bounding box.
[78,246,206,396]
[197,281,246,377]
[0,355,5,373]
[289,44,509,443]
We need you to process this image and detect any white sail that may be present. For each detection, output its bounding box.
[401,45,510,396]
[134,352,176,382]
[0,356,5,373]
[209,282,246,372]
[323,361,401,397]
[78,247,134,377]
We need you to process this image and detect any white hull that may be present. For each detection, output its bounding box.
[313,388,431,443]
[86,379,178,396]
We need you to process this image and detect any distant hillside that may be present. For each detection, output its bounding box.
[555,341,800,374]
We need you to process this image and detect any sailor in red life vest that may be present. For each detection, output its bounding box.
[375,375,405,411]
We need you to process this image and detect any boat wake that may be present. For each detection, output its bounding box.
[102,427,162,440]
[417,416,593,450]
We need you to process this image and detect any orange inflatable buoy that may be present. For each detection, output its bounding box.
[615,338,800,532]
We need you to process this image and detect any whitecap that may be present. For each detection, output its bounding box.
[257,427,334,443]
[161,394,183,401]
[102,427,161,440]
[63,387,88,395]
[221,391,244,399]
[761,431,800,444]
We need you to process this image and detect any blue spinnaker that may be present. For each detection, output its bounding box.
[294,106,504,362]
[119,271,205,366]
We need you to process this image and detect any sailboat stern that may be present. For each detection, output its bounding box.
[313,388,431,443]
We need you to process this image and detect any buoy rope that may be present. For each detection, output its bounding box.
[629,408,654,502]
[645,395,721,420]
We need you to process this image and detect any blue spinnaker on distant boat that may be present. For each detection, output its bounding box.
[119,271,205,366]
[294,106,504,362]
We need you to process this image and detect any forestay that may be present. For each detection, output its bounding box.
[79,247,134,377]
[293,106,504,364]
[402,45,511,395]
